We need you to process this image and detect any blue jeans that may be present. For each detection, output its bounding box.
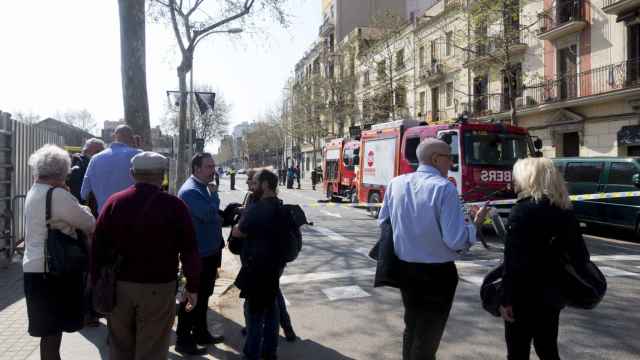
[243,298,280,360]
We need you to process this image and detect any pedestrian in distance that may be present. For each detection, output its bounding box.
[231,169,288,360]
[295,164,301,189]
[80,125,141,214]
[378,138,489,360]
[236,169,297,343]
[91,151,201,360]
[66,138,105,204]
[230,166,237,190]
[23,144,96,360]
[176,152,226,355]
[286,166,295,189]
[500,158,590,360]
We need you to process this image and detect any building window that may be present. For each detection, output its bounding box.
[363,71,370,86]
[430,40,438,63]
[431,87,440,121]
[445,32,453,56]
[419,91,426,116]
[396,49,405,69]
[446,82,454,107]
[418,46,425,69]
[473,75,488,113]
[377,60,386,80]
[395,86,407,108]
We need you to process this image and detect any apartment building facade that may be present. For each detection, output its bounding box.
[286,0,640,162]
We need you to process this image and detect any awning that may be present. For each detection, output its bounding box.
[618,125,640,145]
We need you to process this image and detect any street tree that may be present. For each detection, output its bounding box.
[318,41,360,138]
[56,109,98,134]
[289,74,328,169]
[118,0,152,149]
[245,118,285,168]
[149,0,290,185]
[442,0,540,125]
[358,9,412,124]
[161,85,231,145]
[12,111,40,125]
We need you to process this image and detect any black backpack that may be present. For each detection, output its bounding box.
[278,204,309,263]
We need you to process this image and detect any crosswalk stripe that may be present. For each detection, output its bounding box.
[280,268,376,285]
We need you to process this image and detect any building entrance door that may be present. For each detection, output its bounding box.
[563,132,580,157]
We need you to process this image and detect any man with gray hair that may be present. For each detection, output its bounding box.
[67,138,105,203]
[81,125,141,213]
[91,151,201,360]
[378,138,489,360]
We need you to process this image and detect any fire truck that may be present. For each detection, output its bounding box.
[357,119,542,217]
[323,138,361,202]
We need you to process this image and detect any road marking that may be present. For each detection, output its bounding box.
[280,267,376,285]
[591,255,640,261]
[460,275,484,286]
[312,226,350,241]
[322,285,371,301]
[320,210,342,218]
[599,266,639,277]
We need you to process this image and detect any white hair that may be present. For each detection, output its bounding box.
[28,144,71,181]
[416,138,450,165]
[513,157,571,210]
[83,137,105,152]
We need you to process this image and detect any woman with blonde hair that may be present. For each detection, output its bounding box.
[500,157,589,360]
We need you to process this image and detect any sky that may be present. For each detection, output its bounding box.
[0,0,320,152]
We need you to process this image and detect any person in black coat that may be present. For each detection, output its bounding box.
[500,157,589,360]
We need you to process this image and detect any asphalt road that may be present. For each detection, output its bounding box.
[214,174,640,360]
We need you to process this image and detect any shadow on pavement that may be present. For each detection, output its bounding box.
[76,322,109,359]
[206,302,357,360]
[0,261,26,312]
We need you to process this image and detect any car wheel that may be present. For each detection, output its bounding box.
[369,193,381,218]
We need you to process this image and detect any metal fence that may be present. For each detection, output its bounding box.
[0,112,64,260]
[539,0,585,34]
[471,58,640,117]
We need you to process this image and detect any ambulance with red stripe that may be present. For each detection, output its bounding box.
[357,119,542,217]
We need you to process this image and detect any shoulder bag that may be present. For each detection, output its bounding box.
[44,187,89,275]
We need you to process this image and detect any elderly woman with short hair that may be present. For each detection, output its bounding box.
[23,144,95,360]
[500,157,589,360]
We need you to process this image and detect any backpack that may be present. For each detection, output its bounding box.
[278,204,309,263]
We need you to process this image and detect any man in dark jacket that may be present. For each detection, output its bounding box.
[176,153,225,355]
[232,170,286,360]
[91,151,201,360]
[67,138,105,203]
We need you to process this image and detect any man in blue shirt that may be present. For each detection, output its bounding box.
[176,152,225,355]
[378,138,488,360]
[80,125,141,213]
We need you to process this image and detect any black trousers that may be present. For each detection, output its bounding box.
[400,262,458,360]
[505,306,561,360]
[177,254,219,340]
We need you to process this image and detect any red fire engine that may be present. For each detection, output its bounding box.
[323,138,360,202]
[357,119,541,217]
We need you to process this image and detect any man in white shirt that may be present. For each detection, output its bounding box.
[378,138,488,360]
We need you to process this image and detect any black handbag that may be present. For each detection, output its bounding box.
[92,253,122,315]
[557,249,607,310]
[480,263,504,317]
[44,187,89,274]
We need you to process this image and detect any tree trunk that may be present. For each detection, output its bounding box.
[176,69,189,187]
[117,0,151,149]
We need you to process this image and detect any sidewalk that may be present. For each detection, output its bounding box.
[0,245,242,360]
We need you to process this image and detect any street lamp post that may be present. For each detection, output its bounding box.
[187,28,243,161]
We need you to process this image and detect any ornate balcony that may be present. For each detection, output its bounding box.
[420,63,445,84]
[537,1,587,41]
[602,0,640,15]
[471,58,640,117]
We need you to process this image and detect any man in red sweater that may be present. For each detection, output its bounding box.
[91,151,202,360]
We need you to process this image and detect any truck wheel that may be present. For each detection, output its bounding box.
[369,193,381,218]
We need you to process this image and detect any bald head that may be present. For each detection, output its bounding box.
[417,138,450,166]
[114,125,134,146]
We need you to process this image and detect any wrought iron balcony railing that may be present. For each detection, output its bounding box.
[539,0,585,34]
[471,58,640,116]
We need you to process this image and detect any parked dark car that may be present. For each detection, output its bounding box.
[552,157,640,236]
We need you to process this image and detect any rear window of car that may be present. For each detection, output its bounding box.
[607,162,636,185]
[565,162,603,183]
